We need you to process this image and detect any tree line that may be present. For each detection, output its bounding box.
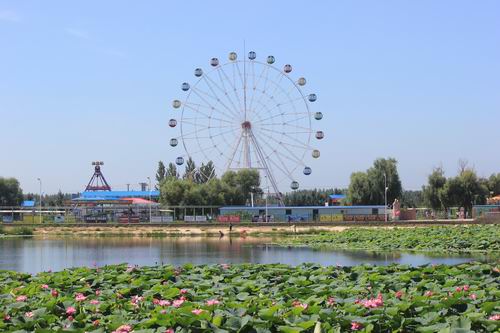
[156,158,261,206]
[422,162,499,216]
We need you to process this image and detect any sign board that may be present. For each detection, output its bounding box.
[184,215,195,222]
[217,215,241,223]
[195,215,207,222]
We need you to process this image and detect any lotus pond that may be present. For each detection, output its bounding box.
[278,225,500,253]
[0,235,497,274]
[0,262,499,332]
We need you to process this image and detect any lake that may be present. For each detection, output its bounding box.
[0,236,495,274]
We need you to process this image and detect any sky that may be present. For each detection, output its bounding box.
[1,1,499,194]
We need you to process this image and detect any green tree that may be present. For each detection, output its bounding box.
[56,190,65,206]
[422,167,447,211]
[347,158,402,205]
[400,190,423,208]
[165,163,179,180]
[159,179,193,206]
[347,172,371,205]
[155,161,166,189]
[197,161,216,184]
[183,157,197,181]
[0,177,23,206]
[366,158,402,205]
[488,173,500,196]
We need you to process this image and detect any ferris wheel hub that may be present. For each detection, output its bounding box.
[241,121,252,129]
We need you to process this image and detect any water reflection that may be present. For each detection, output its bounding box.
[0,236,495,274]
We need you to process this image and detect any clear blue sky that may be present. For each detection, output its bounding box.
[1,1,499,194]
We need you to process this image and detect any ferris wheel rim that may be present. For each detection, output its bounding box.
[171,52,321,192]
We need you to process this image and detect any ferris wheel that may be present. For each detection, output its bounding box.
[168,50,324,202]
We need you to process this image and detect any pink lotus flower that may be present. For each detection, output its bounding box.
[75,293,87,302]
[112,324,133,333]
[90,300,100,305]
[68,315,74,321]
[351,322,363,330]
[292,300,308,310]
[359,293,383,309]
[131,295,143,304]
[327,297,336,306]
[221,264,230,269]
[159,300,171,306]
[93,319,100,326]
[95,289,101,296]
[395,291,404,299]
[455,286,463,292]
[153,298,160,305]
[172,299,185,308]
[51,289,58,297]
[493,267,500,273]
[470,294,477,300]
[206,299,220,306]
[191,309,204,315]
[126,265,135,273]
[66,307,76,316]
[16,295,27,302]
[41,284,49,290]
[180,289,188,294]
[160,309,167,314]
[165,329,174,333]
[424,291,433,297]
[25,312,34,318]
[4,314,11,321]
[463,285,470,291]
[489,314,500,321]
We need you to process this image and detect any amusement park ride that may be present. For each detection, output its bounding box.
[85,161,112,191]
[168,50,324,205]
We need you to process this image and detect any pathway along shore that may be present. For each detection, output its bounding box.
[2,218,498,236]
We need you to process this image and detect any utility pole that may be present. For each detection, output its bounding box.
[384,173,388,222]
[37,178,42,223]
[147,177,152,223]
[126,183,130,191]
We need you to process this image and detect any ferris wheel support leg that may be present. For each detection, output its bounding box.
[248,131,284,206]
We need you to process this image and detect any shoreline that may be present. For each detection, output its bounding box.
[1,219,498,236]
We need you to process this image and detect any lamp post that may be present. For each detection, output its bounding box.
[147,177,152,223]
[384,173,388,222]
[265,186,269,222]
[37,178,42,223]
[250,186,255,207]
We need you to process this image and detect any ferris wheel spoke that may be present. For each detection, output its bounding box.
[202,74,241,118]
[253,110,310,126]
[181,119,235,130]
[255,130,307,167]
[219,65,244,114]
[253,135,297,181]
[251,93,305,123]
[212,68,242,115]
[248,63,270,113]
[184,101,237,123]
[191,86,239,119]
[181,115,234,125]
[259,127,313,149]
[259,121,312,133]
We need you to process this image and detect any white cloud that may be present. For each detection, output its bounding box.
[65,28,90,40]
[0,10,20,22]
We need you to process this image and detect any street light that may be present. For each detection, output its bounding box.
[384,173,388,222]
[147,177,152,223]
[37,178,42,223]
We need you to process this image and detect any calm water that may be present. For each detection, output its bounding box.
[0,236,495,274]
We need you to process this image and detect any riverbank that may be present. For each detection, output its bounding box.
[2,218,498,237]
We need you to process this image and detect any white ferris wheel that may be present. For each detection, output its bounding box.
[168,50,324,203]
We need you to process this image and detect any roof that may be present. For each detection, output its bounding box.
[21,200,35,207]
[329,194,346,200]
[80,191,160,199]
